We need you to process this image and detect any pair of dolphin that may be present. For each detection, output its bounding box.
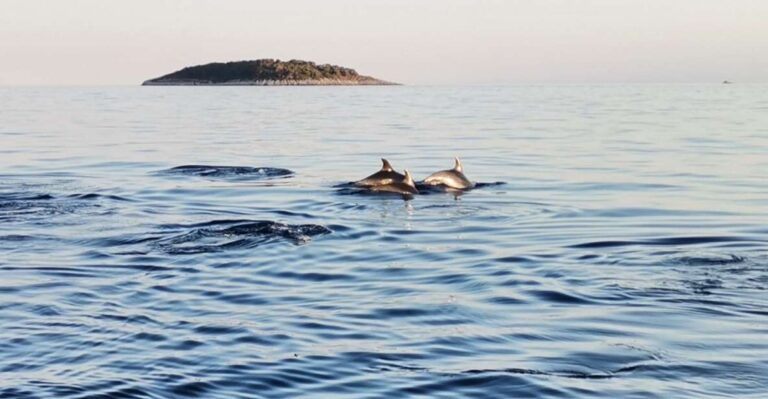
[354,158,475,195]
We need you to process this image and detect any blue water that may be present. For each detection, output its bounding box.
[1,85,767,398]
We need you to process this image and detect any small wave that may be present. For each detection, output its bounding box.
[0,195,94,223]
[568,235,763,249]
[525,289,598,305]
[0,234,40,242]
[415,181,506,194]
[66,193,132,201]
[152,219,331,254]
[460,367,612,380]
[0,192,55,201]
[669,254,746,266]
[158,165,294,180]
[0,188,130,225]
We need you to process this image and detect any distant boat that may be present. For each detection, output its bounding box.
[722,80,733,84]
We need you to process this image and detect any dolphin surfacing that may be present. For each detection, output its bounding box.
[423,157,475,190]
[370,169,419,195]
[354,158,406,187]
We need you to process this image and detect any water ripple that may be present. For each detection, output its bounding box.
[1,85,767,398]
[149,219,332,254]
[158,165,294,180]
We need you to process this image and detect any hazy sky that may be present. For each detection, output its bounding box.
[1,0,766,85]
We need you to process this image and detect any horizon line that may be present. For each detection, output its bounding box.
[0,81,764,88]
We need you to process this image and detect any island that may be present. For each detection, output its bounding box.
[142,59,398,86]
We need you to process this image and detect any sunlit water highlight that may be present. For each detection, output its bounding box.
[1,85,767,398]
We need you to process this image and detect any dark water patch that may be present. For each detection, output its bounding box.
[150,219,331,254]
[194,325,250,335]
[210,292,270,306]
[0,265,105,279]
[93,313,160,326]
[391,373,561,398]
[0,388,40,399]
[234,334,289,346]
[494,255,537,264]
[450,248,489,257]
[158,339,205,351]
[373,307,433,319]
[270,209,318,219]
[28,304,63,317]
[367,345,671,394]
[169,380,218,398]
[575,253,603,261]
[526,289,598,305]
[294,321,347,331]
[426,273,475,285]
[158,165,294,180]
[340,351,429,366]
[325,223,353,232]
[460,367,612,380]
[498,278,543,287]
[569,240,647,249]
[267,270,354,282]
[569,235,764,249]
[131,332,167,343]
[88,386,155,399]
[651,236,761,246]
[474,181,506,189]
[487,296,527,305]
[319,331,382,340]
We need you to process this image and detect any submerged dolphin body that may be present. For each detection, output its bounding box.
[423,157,475,190]
[370,169,419,195]
[354,158,406,187]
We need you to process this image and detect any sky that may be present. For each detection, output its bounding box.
[0,0,766,85]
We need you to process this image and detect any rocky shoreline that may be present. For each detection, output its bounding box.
[141,59,399,86]
[142,78,398,86]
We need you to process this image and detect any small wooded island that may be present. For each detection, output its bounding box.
[142,59,398,86]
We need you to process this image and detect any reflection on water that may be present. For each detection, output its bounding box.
[0,85,767,398]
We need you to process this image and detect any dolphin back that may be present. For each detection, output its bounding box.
[424,170,474,190]
[354,170,405,187]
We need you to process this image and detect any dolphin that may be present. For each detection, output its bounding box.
[423,157,475,190]
[370,169,419,195]
[354,158,405,187]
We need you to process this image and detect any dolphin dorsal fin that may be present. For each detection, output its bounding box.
[403,169,415,187]
[381,158,394,172]
[453,157,463,172]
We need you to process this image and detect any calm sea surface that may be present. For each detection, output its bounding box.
[1,85,767,398]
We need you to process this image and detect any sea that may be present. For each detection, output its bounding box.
[0,85,766,398]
